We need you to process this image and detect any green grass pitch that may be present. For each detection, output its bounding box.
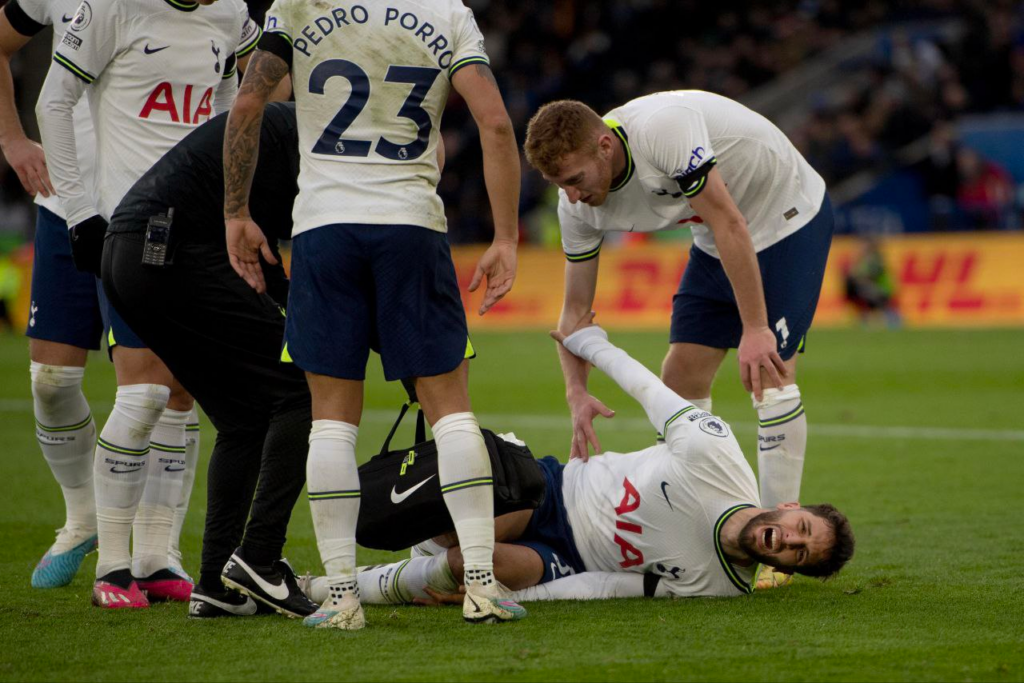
[0,328,1022,682]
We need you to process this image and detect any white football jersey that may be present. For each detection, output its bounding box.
[562,413,761,597]
[50,0,260,219]
[559,90,827,260]
[262,0,488,237]
[9,0,97,219]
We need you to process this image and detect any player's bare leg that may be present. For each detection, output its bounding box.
[660,342,725,419]
[29,339,98,588]
[415,361,526,623]
[301,373,365,630]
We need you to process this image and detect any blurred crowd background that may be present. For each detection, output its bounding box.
[1,0,1023,324]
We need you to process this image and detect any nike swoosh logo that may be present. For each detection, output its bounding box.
[390,474,436,505]
[193,594,256,615]
[234,555,289,600]
[660,481,673,510]
[468,595,482,613]
[759,444,781,451]
[110,467,137,473]
[164,466,185,472]
[61,13,74,22]
[144,44,170,55]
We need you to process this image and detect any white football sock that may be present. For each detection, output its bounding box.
[754,384,806,508]
[93,384,169,578]
[411,537,448,558]
[168,407,200,571]
[358,555,457,604]
[30,363,97,543]
[133,407,189,577]
[307,420,360,599]
[689,397,712,413]
[434,412,494,588]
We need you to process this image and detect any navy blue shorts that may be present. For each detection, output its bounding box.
[511,456,586,584]
[671,194,835,360]
[27,206,147,354]
[100,291,147,353]
[27,206,105,350]
[285,224,471,381]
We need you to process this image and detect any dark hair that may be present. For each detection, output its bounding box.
[788,504,855,580]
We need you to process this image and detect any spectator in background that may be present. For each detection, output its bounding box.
[956,148,1015,229]
[919,120,960,231]
[844,235,901,327]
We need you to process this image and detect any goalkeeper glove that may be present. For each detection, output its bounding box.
[69,215,108,275]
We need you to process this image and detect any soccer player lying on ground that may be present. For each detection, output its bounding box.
[305,321,855,605]
[525,94,836,590]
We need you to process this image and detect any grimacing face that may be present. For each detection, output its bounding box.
[739,505,835,572]
[542,134,617,207]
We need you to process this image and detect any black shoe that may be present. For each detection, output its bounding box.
[188,584,257,618]
[220,548,318,618]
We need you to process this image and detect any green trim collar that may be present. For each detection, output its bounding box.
[714,504,757,594]
[603,118,634,192]
[162,0,199,12]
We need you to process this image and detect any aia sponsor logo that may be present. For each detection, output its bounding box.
[139,83,214,124]
[613,477,644,568]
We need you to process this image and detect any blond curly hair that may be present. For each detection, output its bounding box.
[524,100,605,176]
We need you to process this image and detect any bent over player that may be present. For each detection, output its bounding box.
[305,323,854,605]
[223,1,521,629]
[524,93,835,588]
[36,0,261,607]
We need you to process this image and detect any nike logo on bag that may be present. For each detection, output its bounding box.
[390,475,436,505]
[235,556,289,600]
[144,44,169,54]
[759,444,782,452]
[660,481,674,510]
[61,14,74,22]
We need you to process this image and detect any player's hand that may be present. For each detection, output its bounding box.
[469,238,517,316]
[413,585,466,607]
[566,391,615,461]
[738,325,786,401]
[2,138,54,198]
[68,215,108,275]
[226,216,277,294]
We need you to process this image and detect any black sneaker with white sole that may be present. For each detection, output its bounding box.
[220,548,318,618]
[188,584,257,618]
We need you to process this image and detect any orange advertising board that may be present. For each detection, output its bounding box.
[8,233,1024,333]
[451,233,1024,330]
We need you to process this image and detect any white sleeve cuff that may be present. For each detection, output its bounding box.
[561,325,608,362]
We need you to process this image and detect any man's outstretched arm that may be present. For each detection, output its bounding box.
[556,325,696,440]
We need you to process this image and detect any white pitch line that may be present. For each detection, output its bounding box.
[2,399,1020,443]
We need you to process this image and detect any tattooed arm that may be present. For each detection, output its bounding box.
[223,49,289,292]
[451,63,520,315]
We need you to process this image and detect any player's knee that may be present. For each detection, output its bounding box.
[167,384,194,412]
[30,363,85,411]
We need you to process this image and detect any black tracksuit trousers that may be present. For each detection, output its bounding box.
[101,230,310,590]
